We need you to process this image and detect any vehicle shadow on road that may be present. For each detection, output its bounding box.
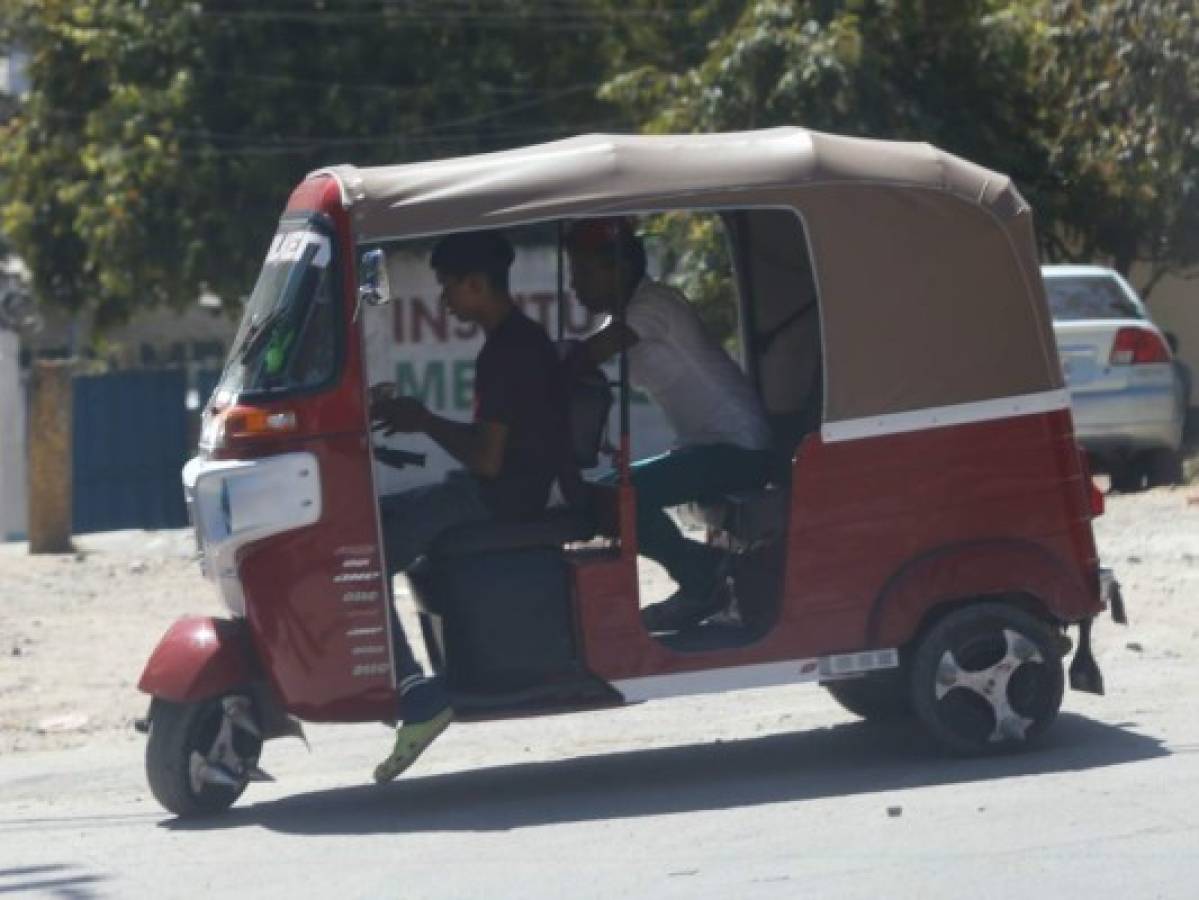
[167,712,1166,835]
[0,864,107,898]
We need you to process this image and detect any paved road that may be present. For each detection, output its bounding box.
[3,489,1199,898]
[2,677,1196,899]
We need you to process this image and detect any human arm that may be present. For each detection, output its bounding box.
[422,413,507,477]
[562,319,641,377]
[370,389,508,477]
[573,288,679,371]
[580,321,639,367]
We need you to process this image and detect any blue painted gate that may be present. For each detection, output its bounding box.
[72,370,191,533]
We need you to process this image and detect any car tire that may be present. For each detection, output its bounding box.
[1144,448,1184,488]
[909,602,1064,756]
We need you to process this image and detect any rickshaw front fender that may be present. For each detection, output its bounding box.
[137,615,258,703]
[867,539,1096,648]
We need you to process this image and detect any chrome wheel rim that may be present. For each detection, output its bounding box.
[933,628,1048,744]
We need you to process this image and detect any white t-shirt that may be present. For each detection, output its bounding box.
[620,279,771,451]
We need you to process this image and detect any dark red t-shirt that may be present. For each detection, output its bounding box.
[473,308,566,520]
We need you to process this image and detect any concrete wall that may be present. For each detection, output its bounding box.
[0,329,28,540]
[22,304,235,370]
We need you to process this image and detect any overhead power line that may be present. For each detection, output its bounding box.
[193,6,688,30]
[203,73,604,96]
[171,119,631,158]
[26,82,606,147]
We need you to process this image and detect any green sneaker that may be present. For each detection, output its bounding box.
[373,708,454,783]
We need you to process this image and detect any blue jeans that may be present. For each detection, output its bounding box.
[379,471,492,688]
[609,444,774,596]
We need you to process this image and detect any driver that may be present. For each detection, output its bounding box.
[369,229,567,782]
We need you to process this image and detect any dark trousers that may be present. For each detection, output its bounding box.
[379,471,491,714]
[613,444,774,595]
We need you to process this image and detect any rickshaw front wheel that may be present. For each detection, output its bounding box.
[145,695,263,818]
[909,603,1064,756]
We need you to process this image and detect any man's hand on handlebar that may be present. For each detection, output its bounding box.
[369,382,429,436]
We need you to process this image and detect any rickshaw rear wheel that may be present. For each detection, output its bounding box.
[145,696,262,818]
[1107,458,1146,493]
[823,670,912,722]
[1143,448,1184,488]
[909,603,1063,756]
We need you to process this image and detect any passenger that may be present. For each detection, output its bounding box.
[370,229,567,781]
[564,217,774,632]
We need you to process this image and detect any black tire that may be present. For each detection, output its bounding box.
[910,603,1064,756]
[1144,448,1184,488]
[824,670,912,722]
[145,697,261,818]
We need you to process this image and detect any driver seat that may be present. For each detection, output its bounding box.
[409,363,612,694]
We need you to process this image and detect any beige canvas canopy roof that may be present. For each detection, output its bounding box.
[316,127,1063,428]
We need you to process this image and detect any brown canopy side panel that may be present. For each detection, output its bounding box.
[797,184,1063,425]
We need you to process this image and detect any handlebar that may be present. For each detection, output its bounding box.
[372,445,427,470]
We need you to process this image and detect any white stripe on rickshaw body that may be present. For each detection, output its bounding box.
[613,649,899,703]
[821,389,1071,444]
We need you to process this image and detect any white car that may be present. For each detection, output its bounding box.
[1044,265,1188,491]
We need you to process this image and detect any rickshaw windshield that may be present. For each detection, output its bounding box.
[215,216,341,399]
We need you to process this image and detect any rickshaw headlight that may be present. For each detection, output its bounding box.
[200,405,298,452]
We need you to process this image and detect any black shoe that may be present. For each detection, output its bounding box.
[642,558,734,632]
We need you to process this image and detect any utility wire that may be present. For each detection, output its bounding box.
[201,73,604,96]
[179,5,688,30]
[169,119,630,158]
[22,82,606,147]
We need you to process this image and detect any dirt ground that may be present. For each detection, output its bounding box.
[1,482,1197,757]
[0,528,211,754]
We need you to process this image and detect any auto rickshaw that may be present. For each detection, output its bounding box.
[137,127,1125,818]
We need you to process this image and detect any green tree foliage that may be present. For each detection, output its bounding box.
[602,0,1051,332]
[603,0,1198,297]
[1037,0,1199,292]
[604,1,1045,176]
[0,0,627,329]
[1,0,1194,332]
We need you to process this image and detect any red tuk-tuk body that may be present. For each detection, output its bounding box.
[187,175,400,722]
[575,409,1101,692]
[138,128,1121,817]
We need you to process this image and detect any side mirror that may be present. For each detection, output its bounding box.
[358,248,392,308]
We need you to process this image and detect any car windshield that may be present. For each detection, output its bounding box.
[1044,275,1143,321]
[215,216,340,399]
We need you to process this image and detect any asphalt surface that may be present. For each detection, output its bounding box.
[1,687,1194,899]
[2,489,1198,899]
